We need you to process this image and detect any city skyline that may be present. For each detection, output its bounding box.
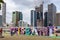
[3,0,60,25]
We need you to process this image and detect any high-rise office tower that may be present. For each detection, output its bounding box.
[35,4,43,27]
[48,3,56,26]
[44,12,53,27]
[12,11,23,26]
[31,10,37,27]
[44,3,56,27]
[40,4,43,26]
[35,7,40,20]
[35,7,41,27]
[0,0,6,27]
[40,4,43,18]
[44,12,48,27]
[56,13,60,26]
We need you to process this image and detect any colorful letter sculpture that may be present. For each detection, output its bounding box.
[48,26,54,36]
[25,28,31,35]
[31,28,38,35]
[10,26,55,36]
[18,28,21,35]
[37,27,48,36]
[21,27,25,35]
[11,28,16,36]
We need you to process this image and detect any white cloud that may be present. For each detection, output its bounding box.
[4,0,34,24]
[4,0,19,23]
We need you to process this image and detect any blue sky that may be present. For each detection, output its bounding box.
[3,0,60,24]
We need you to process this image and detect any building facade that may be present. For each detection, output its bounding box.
[12,11,23,26]
[31,4,43,27]
[48,3,56,26]
[0,0,6,27]
[44,12,48,27]
[56,13,60,26]
[31,10,37,27]
[35,4,43,27]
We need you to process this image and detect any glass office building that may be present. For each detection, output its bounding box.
[31,10,37,27]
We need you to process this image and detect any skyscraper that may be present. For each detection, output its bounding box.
[0,0,6,27]
[44,3,56,27]
[35,7,40,20]
[31,10,37,27]
[40,4,43,20]
[35,4,43,27]
[40,4,43,27]
[44,12,48,27]
[48,3,56,26]
[12,11,23,26]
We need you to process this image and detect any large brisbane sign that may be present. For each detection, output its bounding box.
[10,27,49,36]
[0,26,55,36]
